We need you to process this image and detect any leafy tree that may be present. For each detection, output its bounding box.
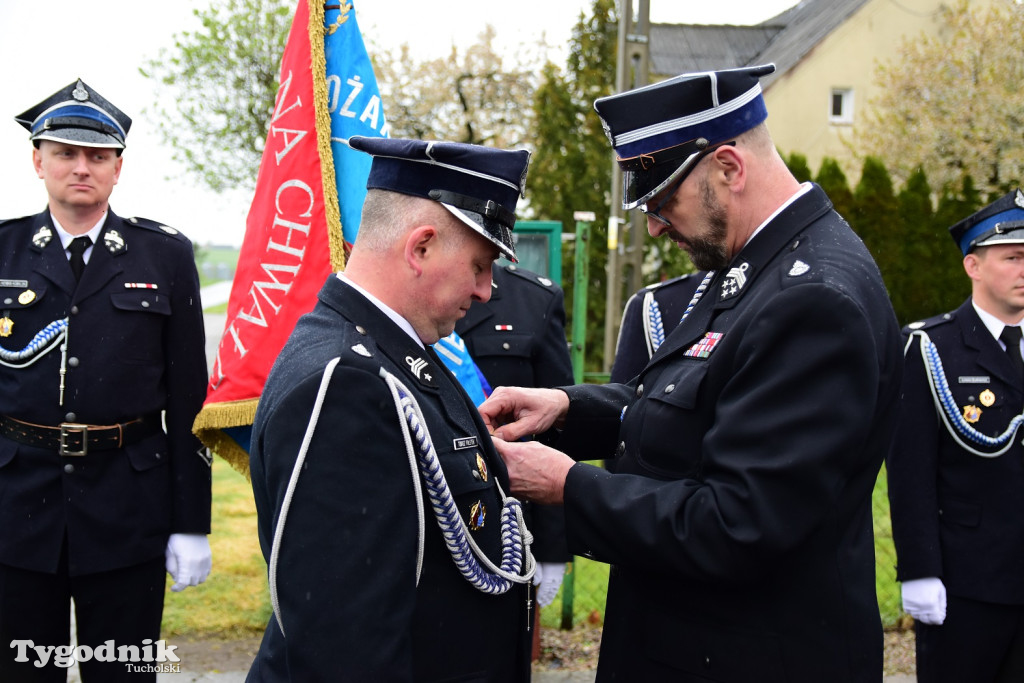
[528,0,617,372]
[371,26,541,148]
[815,157,855,222]
[140,0,293,192]
[851,157,900,302]
[860,0,1024,196]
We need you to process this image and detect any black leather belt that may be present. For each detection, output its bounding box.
[0,414,162,456]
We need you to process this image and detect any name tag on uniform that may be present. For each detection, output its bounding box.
[453,437,478,450]
[959,376,990,384]
[0,279,29,288]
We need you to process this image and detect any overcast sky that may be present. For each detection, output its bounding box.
[0,0,798,247]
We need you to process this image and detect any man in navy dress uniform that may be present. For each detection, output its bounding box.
[888,190,1024,683]
[479,64,903,681]
[0,79,211,681]
[247,137,536,681]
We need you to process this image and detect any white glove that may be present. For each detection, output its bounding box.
[165,533,212,592]
[902,576,946,625]
[533,562,566,608]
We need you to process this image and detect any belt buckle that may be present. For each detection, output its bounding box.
[59,423,88,456]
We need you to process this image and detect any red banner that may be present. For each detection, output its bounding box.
[193,0,344,474]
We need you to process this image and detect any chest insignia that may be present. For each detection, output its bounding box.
[684,331,724,359]
[962,405,982,423]
[18,290,36,305]
[720,262,750,301]
[0,317,12,337]
[32,225,53,248]
[405,354,437,387]
[104,229,126,255]
[979,389,995,407]
[468,500,486,531]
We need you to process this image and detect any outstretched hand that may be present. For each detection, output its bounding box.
[479,386,569,441]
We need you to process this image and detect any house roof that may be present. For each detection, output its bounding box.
[649,0,872,88]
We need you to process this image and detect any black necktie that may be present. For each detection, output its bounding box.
[68,236,92,282]
[1000,325,1024,383]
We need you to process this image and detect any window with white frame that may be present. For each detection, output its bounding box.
[829,88,854,125]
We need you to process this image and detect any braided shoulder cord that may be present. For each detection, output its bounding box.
[913,331,1024,457]
[679,271,716,325]
[642,290,665,356]
[380,367,536,594]
[0,318,68,368]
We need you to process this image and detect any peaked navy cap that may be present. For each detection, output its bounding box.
[949,189,1024,256]
[595,64,775,209]
[14,78,132,151]
[348,136,530,262]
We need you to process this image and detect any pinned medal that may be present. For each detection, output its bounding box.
[0,317,12,337]
[495,324,513,331]
[980,389,996,407]
[475,453,489,482]
[469,501,486,530]
[963,405,982,423]
[18,290,35,305]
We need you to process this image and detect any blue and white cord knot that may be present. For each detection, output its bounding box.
[385,370,535,594]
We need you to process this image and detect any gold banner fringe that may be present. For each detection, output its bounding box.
[309,0,346,273]
[192,398,260,478]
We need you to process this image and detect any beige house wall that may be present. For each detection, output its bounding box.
[762,0,993,179]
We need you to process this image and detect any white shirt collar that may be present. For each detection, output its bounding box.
[972,300,1024,348]
[337,272,424,349]
[743,182,814,248]
[52,212,107,261]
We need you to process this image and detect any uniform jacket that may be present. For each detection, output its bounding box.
[553,185,902,682]
[456,262,574,561]
[248,275,530,682]
[0,208,210,576]
[610,272,703,384]
[887,300,1024,605]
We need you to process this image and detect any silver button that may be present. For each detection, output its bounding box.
[63,464,75,474]
[141,301,150,308]
[65,412,76,422]
[502,342,510,350]
[636,383,644,398]
[664,384,676,394]
[70,306,79,315]
[68,357,79,367]
[3,298,11,305]
[356,326,367,335]
[615,442,625,457]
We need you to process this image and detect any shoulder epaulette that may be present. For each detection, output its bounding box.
[904,311,956,335]
[643,272,699,294]
[121,216,190,242]
[0,215,31,229]
[502,264,557,291]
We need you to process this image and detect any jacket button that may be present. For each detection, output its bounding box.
[70,305,79,315]
[141,301,150,308]
[503,342,510,350]
[68,357,79,367]
[65,412,76,422]
[615,442,625,457]
[63,463,74,474]
[636,383,644,398]
[664,384,676,394]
